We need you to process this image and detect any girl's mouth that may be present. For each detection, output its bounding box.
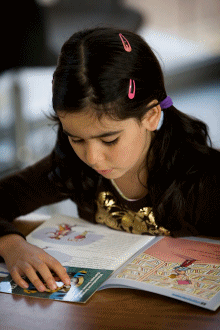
[96,169,113,175]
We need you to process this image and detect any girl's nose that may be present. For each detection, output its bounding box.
[84,142,104,167]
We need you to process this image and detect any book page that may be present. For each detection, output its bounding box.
[26,214,155,270]
[102,236,220,310]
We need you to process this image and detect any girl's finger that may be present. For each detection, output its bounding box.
[49,260,71,286]
[42,255,71,286]
[18,263,47,292]
[35,262,59,291]
[10,268,29,289]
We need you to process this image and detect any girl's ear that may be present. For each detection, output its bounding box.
[141,101,162,131]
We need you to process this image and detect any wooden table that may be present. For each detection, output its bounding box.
[0,218,219,330]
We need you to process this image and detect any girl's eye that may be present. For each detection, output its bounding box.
[102,138,119,146]
[70,139,84,144]
[70,138,119,145]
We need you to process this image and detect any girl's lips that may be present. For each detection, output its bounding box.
[96,169,113,174]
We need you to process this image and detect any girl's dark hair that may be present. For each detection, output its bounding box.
[51,27,212,235]
[52,27,167,119]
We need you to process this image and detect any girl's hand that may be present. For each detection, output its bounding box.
[0,234,71,292]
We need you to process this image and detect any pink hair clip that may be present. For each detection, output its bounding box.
[119,33,132,52]
[128,79,135,99]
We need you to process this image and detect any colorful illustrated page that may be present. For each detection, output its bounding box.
[116,237,220,301]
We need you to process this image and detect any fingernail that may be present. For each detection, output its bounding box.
[39,285,45,292]
[52,283,57,290]
[23,283,29,289]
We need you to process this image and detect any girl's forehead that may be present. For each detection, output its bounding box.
[59,109,134,134]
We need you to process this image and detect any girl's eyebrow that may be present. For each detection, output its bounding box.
[63,129,123,139]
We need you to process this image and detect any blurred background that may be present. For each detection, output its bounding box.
[0,0,219,217]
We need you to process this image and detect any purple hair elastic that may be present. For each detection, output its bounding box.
[160,96,173,109]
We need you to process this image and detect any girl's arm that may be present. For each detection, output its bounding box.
[0,153,69,239]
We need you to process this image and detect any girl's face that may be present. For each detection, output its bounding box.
[59,109,153,180]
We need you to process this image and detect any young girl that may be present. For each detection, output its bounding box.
[0,27,219,293]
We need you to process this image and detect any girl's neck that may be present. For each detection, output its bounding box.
[113,166,148,200]
[112,133,155,200]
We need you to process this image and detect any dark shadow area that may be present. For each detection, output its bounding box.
[0,0,144,73]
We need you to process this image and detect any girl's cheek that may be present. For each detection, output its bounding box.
[115,146,130,163]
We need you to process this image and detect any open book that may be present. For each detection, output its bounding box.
[0,215,220,311]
